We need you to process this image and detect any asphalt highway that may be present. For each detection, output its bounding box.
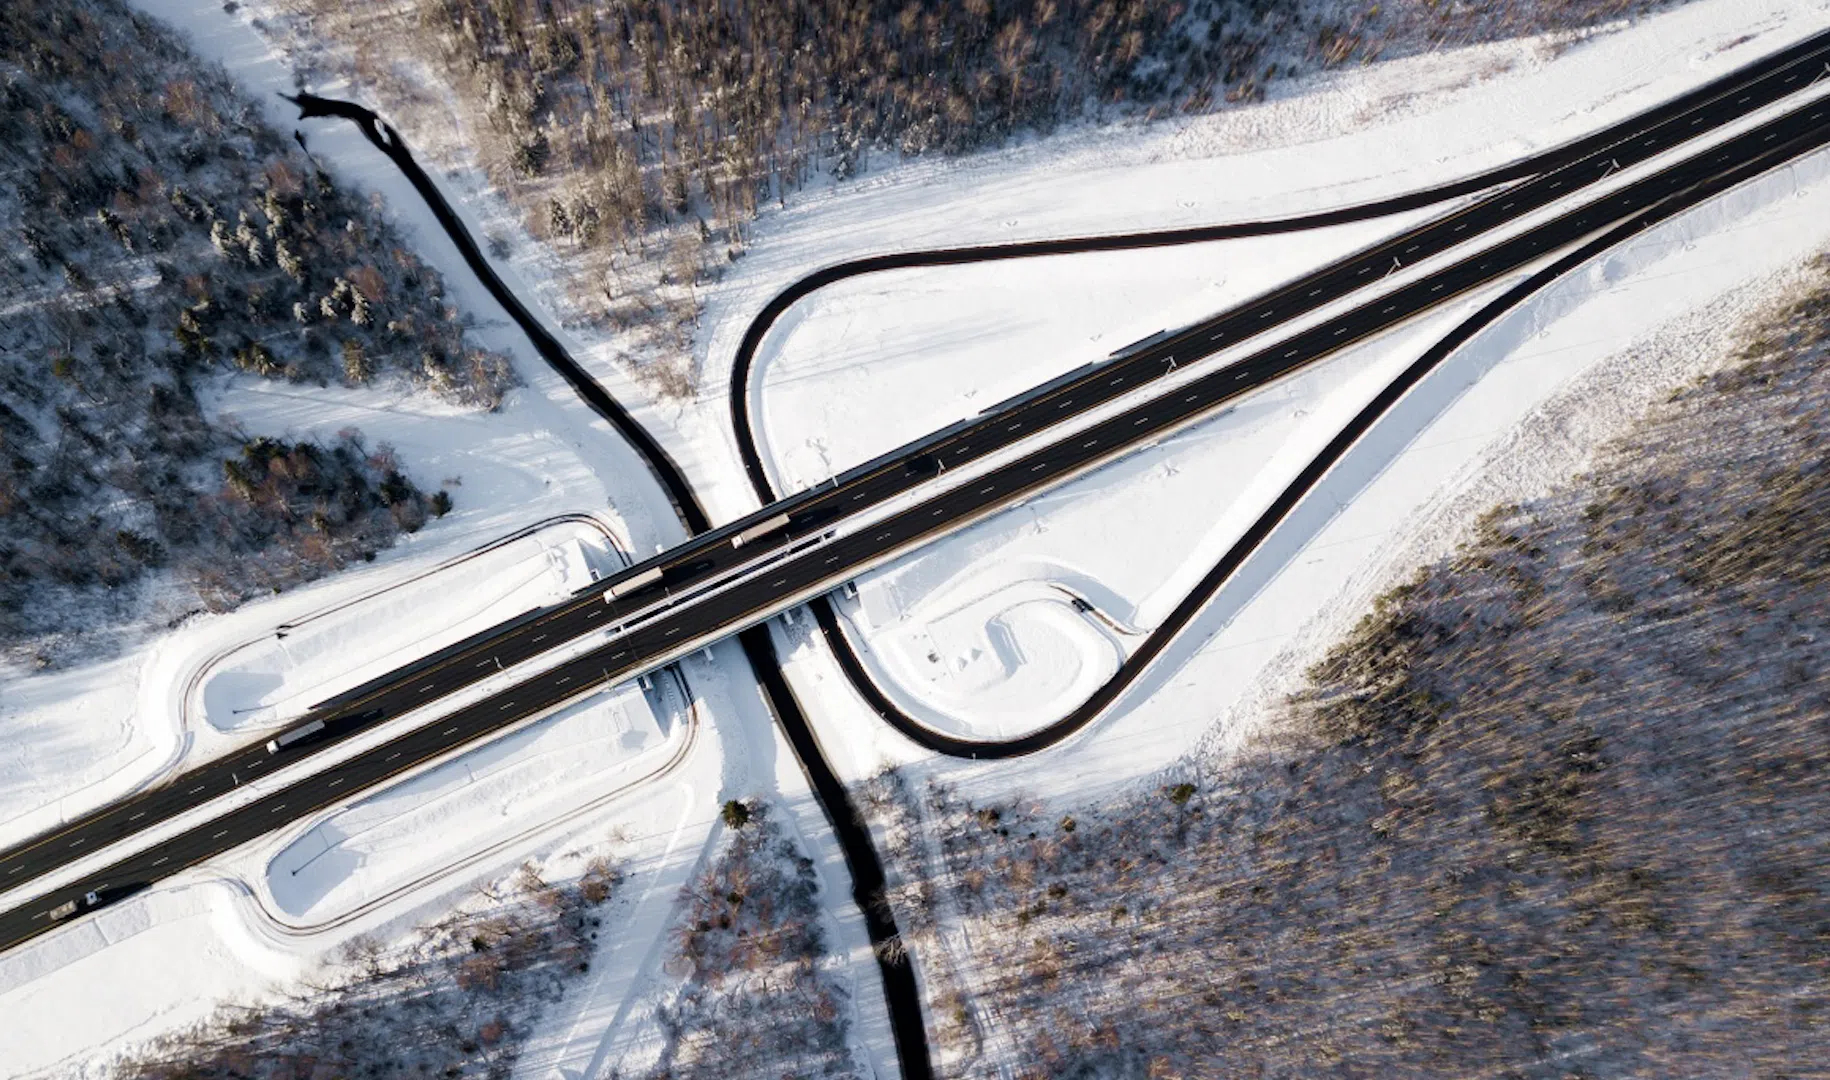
[5,44,1830,953]
[725,25,1830,502]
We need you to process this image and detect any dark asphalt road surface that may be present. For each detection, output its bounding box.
[5,39,1830,954]
[728,25,1830,502]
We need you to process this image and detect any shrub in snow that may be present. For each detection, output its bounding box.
[112,853,619,1080]
[642,803,860,1079]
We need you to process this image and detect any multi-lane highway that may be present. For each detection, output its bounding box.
[5,34,1830,952]
[727,24,1830,500]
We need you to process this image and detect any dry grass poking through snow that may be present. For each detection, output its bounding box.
[640,802,860,1079]
[112,857,618,1080]
[868,259,1830,1078]
[252,0,1677,396]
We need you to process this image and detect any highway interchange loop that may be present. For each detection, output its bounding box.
[7,30,1830,1078]
[8,22,1830,943]
[722,27,1830,757]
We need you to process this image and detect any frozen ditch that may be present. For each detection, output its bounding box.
[263,671,691,927]
[193,518,619,734]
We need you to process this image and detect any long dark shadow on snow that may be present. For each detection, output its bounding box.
[283,92,935,1080]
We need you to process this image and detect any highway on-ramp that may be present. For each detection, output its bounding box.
[4,39,1830,954]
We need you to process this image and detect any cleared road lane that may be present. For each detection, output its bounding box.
[5,41,1830,950]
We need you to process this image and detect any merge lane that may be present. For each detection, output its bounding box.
[5,38,1830,938]
[6,90,1823,954]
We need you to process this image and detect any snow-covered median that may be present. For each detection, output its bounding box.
[263,672,691,928]
[195,518,617,734]
[850,572,1126,740]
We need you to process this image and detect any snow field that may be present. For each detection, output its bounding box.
[0,882,297,1080]
[197,518,615,734]
[753,208,1446,494]
[263,671,688,926]
[204,375,638,561]
[0,658,147,863]
[854,575,1125,741]
[788,116,1830,817]
[505,777,721,1080]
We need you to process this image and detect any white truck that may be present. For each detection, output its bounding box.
[266,718,327,754]
[604,565,664,602]
[46,894,91,921]
[730,512,791,549]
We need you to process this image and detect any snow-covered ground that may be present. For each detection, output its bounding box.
[785,83,1830,801]
[8,0,1830,1075]
[197,517,615,735]
[753,210,1448,495]
[0,658,146,858]
[263,673,688,926]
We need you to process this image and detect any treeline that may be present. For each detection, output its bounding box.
[0,0,513,664]
[278,0,1667,390]
[417,0,1170,227]
[868,257,1830,1076]
[397,0,1666,243]
[184,434,438,610]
